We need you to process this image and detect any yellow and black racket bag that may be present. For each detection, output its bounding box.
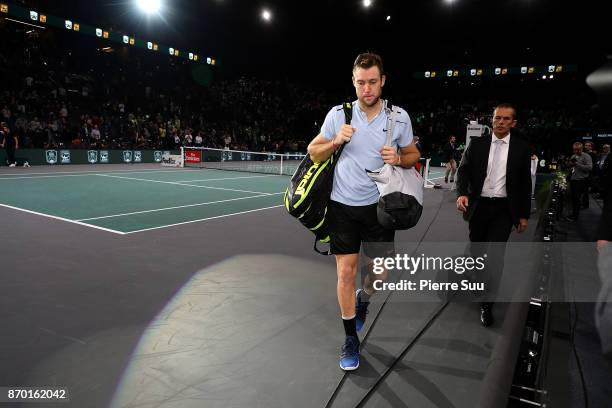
[284,102,352,255]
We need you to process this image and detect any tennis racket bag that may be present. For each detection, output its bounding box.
[284,102,352,255]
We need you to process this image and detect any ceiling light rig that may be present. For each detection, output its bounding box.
[136,0,162,15]
[261,8,272,23]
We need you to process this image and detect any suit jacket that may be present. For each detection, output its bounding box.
[457,134,532,226]
[442,142,459,162]
[598,155,611,241]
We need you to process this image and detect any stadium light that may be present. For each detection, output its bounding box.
[136,0,161,14]
[363,0,372,8]
[386,15,391,21]
[261,9,272,22]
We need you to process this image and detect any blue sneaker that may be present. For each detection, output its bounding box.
[355,289,370,332]
[339,335,360,370]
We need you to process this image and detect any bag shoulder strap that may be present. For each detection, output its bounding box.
[384,100,400,146]
[342,102,352,125]
[333,102,353,158]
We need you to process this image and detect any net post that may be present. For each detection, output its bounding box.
[280,154,284,175]
[180,146,185,168]
[423,158,436,188]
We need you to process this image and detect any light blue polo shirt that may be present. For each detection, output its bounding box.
[321,100,414,206]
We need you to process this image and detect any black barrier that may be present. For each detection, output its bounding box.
[0,149,180,166]
[509,178,566,406]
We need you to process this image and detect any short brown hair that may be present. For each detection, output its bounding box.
[494,103,517,119]
[353,52,384,77]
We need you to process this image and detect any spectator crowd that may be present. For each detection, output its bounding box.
[1,23,611,164]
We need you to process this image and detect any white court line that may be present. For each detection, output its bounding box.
[0,173,131,181]
[124,205,284,234]
[0,170,284,181]
[174,174,281,183]
[96,174,270,195]
[0,203,126,235]
[429,176,448,181]
[0,168,202,179]
[77,192,284,221]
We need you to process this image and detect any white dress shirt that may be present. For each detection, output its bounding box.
[481,133,511,198]
[530,156,538,197]
[531,156,538,177]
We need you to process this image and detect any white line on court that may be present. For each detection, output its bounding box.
[173,174,281,183]
[77,192,285,221]
[0,168,203,179]
[0,174,101,180]
[429,176,455,184]
[95,174,271,195]
[0,203,126,235]
[0,170,285,181]
[123,205,284,234]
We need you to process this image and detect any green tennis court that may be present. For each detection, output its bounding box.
[0,167,289,234]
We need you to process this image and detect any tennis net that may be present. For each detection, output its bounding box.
[182,147,306,176]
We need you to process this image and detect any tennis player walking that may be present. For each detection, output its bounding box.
[307,53,420,370]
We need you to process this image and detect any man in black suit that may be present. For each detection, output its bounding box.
[595,153,611,364]
[442,134,459,184]
[598,154,611,251]
[456,103,532,326]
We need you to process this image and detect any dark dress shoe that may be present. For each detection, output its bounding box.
[480,303,493,327]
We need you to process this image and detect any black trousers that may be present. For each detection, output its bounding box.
[5,146,16,165]
[582,178,591,208]
[570,179,587,219]
[469,198,513,303]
